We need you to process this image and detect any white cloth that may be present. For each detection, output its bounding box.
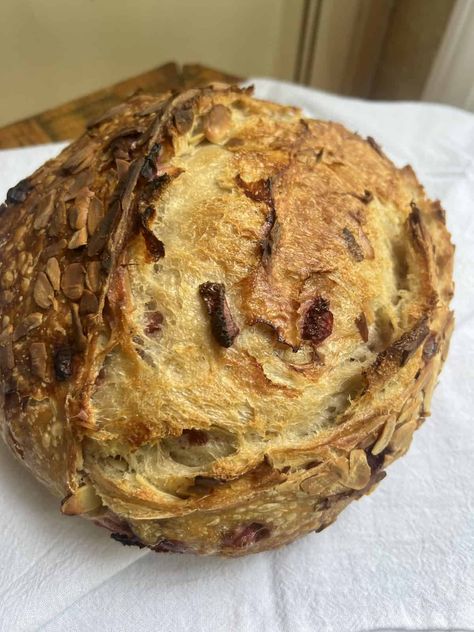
[0,79,473,632]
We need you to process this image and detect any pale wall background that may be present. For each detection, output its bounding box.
[0,0,303,126]
[1,0,472,127]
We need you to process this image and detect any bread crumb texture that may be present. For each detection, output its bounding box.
[0,85,454,555]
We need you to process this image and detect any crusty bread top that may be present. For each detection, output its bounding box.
[0,85,453,520]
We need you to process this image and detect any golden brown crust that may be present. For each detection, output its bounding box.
[0,85,454,555]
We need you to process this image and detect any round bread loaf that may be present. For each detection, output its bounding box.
[0,85,454,555]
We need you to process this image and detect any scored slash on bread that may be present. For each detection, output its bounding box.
[0,84,454,555]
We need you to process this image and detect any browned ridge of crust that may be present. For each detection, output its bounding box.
[0,85,454,556]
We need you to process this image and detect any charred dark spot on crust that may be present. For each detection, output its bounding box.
[342,227,364,262]
[422,332,438,361]
[374,319,430,369]
[222,522,271,548]
[367,136,384,156]
[153,539,189,553]
[394,320,430,366]
[301,297,334,346]
[6,179,32,205]
[141,205,155,224]
[111,532,146,548]
[235,174,273,206]
[260,208,279,266]
[140,143,161,181]
[53,346,73,381]
[199,282,240,348]
[304,459,322,470]
[433,200,446,224]
[139,173,174,212]
[182,428,209,445]
[173,106,194,134]
[358,189,373,204]
[144,310,164,336]
[408,202,427,251]
[236,175,279,266]
[194,475,225,488]
[355,312,369,342]
[139,206,165,261]
[315,520,335,533]
[141,227,165,261]
[188,475,226,495]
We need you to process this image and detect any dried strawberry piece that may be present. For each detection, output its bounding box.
[199,282,239,348]
[110,532,146,549]
[301,297,334,346]
[144,311,164,336]
[235,175,272,206]
[182,428,209,445]
[222,522,271,548]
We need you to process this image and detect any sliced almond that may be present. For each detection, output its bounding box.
[33,192,55,230]
[0,340,15,370]
[30,342,48,380]
[69,206,88,230]
[300,466,340,495]
[79,290,99,315]
[343,450,371,490]
[33,272,55,309]
[1,270,15,290]
[43,239,67,259]
[61,141,98,175]
[69,187,92,229]
[70,303,87,350]
[388,419,417,456]
[61,263,84,300]
[372,415,397,455]
[86,261,101,293]
[45,257,61,292]
[13,312,43,341]
[87,197,104,236]
[68,227,88,249]
[20,277,30,293]
[203,104,232,144]
[61,483,102,515]
[115,159,130,180]
[48,199,67,237]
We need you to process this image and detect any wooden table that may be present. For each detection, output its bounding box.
[0,63,241,149]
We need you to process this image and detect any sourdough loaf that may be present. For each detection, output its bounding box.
[0,85,454,555]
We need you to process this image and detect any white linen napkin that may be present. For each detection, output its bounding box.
[0,79,473,632]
